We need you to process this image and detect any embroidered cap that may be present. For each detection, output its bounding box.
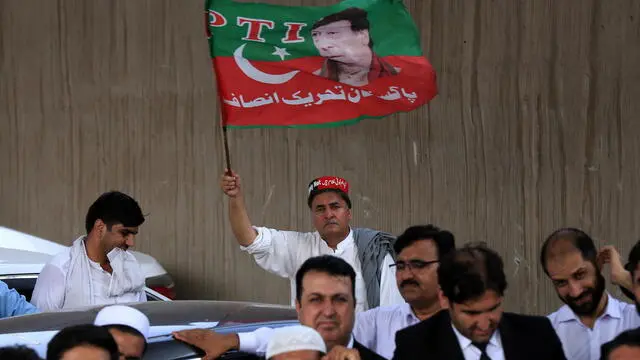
[307,176,352,208]
[94,305,150,339]
[266,325,326,358]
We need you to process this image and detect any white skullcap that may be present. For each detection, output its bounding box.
[266,325,326,359]
[94,305,150,339]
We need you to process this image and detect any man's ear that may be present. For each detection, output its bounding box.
[438,289,450,309]
[93,219,106,236]
[295,299,302,314]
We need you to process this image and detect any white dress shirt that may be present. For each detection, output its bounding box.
[547,292,640,360]
[353,302,421,359]
[31,248,146,311]
[452,325,505,360]
[241,227,404,312]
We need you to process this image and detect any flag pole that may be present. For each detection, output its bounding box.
[222,123,232,176]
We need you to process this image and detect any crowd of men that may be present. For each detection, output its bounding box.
[2,171,640,360]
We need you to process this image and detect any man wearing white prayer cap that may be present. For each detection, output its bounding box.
[94,305,149,360]
[266,325,326,360]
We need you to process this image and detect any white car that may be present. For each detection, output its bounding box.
[0,226,175,302]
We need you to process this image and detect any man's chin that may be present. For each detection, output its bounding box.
[567,301,597,315]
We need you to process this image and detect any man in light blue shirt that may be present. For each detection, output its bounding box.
[542,228,640,360]
[0,280,39,318]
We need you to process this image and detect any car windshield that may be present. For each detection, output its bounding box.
[0,300,297,335]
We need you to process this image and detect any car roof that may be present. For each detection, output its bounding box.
[0,300,297,334]
[0,301,298,359]
[0,226,168,279]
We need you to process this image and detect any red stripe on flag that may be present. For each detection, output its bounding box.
[211,55,437,127]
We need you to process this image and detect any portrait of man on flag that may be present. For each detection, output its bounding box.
[311,7,399,87]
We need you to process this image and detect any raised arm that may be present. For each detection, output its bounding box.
[221,169,258,247]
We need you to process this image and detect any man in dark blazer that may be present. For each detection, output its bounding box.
[392,243,566,360]
[173,255,385,360]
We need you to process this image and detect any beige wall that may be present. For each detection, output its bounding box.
[2,0,640,315]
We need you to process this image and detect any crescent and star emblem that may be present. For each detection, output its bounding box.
[233,43,300,84]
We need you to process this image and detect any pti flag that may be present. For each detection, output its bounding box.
[206,0,437,128]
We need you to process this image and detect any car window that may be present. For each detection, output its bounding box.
[0,275,37,302]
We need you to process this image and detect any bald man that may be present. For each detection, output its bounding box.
[541,228,640,360]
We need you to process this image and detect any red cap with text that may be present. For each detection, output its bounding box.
[308,176,349,195]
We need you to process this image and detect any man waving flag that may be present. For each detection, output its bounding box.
[206,0,437,128]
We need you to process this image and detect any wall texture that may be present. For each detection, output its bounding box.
[2,0,640,315]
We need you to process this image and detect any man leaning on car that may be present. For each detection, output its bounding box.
[31,191,147,311]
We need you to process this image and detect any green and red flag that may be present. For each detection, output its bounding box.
[205,0,437,128]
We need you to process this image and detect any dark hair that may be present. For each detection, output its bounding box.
[85,191,145,234]
[540,228,598,275]
[601,327,640,359]
[47,324,118,360]
[438,243,508,304]
[311,7,373,48]
[394,225,456,260]
[307,189,352,209]
[0,345,41,360]
[627,240,640,277]
[103,324,147,354]
[295,255,356,303]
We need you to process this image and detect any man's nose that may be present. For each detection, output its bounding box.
[568,281,583,298]
[476,315,492,331]
[125,236,135,248]
[321,300,337,316]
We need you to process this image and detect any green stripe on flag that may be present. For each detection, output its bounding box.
[206,0,423,61]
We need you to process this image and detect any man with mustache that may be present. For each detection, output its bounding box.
[174,224,453,360]
[352,224,454,358]
[542,228,640,360]
[173,255,385,360]
[221,170,403,312]
[393,242,566,360]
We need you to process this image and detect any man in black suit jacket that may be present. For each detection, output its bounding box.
[392,243,566,360]
[173,255,385,360]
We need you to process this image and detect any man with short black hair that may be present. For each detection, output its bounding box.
[47,324,119,360]
[0,345,42,360]
[542,228,640,360]
[221,170,403,312]
[600,328,640,360]
[32,191,147,311]
[311,7,398,86]
[173,255,385,360]
[352,224,455,358]
[393,243,566,360]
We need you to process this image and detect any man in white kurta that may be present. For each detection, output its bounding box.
[31,191,147,310]
[221,171,403,312]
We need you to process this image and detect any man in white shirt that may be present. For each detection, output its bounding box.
[173,255,385,360]
[393,243,566,360]
[542,228,640,360]
[220,170,403,311]
[172,224,454,360]
[352,224,455,358]
[31,191,147,311]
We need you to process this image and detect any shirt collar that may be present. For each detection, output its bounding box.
[346,334,355,348]
[401,302,421,323]
[451,323,502,351]
[556,292,621,323]
[333,228,354,251]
